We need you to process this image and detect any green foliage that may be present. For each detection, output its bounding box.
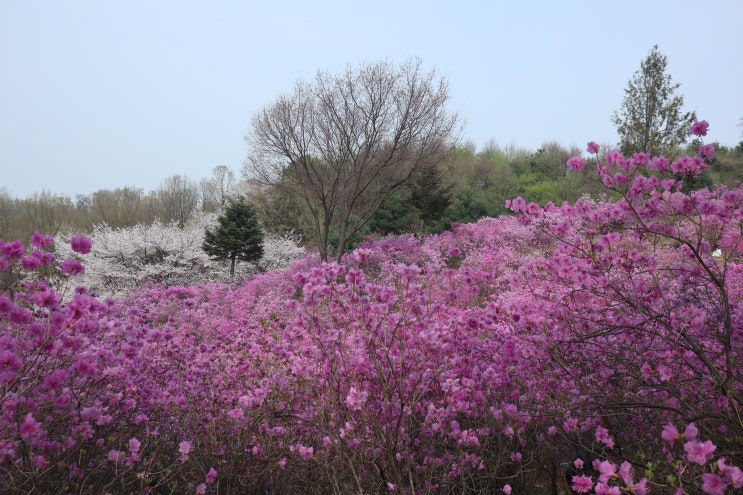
[202,198,264,281]
[367,193,417,235]
[612,45,696,157]
[328,216,370,255]
[408,166,451,227]
[697,142,743,187]
[530,142,571,181]
[433,187,502,232]
[249,183,316,245]
[523,181,564,205]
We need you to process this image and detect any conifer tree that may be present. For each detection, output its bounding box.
[612,45,696,157]
[202,198,263,281]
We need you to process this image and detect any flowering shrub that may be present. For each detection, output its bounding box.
[1,120,741,494]
[0,234,220,493]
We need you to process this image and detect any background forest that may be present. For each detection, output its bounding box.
[3,136,742,252]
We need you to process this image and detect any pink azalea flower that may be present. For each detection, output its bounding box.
[60,258,85,276]
[446,246,462,257]
[1,240,24,259]
[574,458,584,469]
[21,252,43,270]
[129,437,140,453]
[699,144,715,161]
[179,440,193,455]
[618,461,633,484]
[206,467,218,483]
[587,141,600,154]
[701,473,727,495]
[650,155,671,173]
[595,426,614,449]
[567,156,585,171]
[80,406,101,422]
[0,350,22,375]
[684,439,716,465]
[227,408,244,420]
[690,120,709,136]
[297,445,313,460]
[594,482,620,495]
[75,357,97,376]
[717,457,743,488]
[571,475,593,493]
[353,248,371,263]
[502,484,512,495]
[196,483,206,494]
[30,231,53,248]
[20,413,41,441]
[345,387,368,411]
[632,478,649,495]
[597,460,616,483]
[70,235,92,254]
[684,422,699,441]
[605,150,625,166]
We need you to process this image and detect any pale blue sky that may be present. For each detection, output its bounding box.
[2,0,742,198]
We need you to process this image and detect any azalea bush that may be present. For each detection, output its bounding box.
[1,120,741,494]
[0,234,221,493]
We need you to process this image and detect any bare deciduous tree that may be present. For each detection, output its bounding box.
[156,174,199,227]
[85,186,157,228]
[199,165,236,212]
[243,58,461,260]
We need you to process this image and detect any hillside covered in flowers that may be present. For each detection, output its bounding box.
[1,122,742,494]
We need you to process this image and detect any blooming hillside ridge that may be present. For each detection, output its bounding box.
[1,121,742,494]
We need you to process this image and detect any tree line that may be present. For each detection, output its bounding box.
[3,138,742,257]
[0,165,236,243]
[3,51,743,261]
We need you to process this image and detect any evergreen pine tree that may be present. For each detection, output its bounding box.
[202,198,263,281]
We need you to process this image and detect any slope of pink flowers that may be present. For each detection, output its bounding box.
[1,121,741,494]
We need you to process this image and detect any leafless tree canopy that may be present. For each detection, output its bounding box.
[243,58,461,260]
[156,174,199,227]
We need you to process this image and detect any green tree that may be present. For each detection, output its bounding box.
[366,193,416,236]
[202,198,263,282]
[409,166,451,231]
[612,45,696,157]
[433,187,501,232]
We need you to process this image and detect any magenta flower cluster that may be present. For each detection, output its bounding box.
[1,121,742,494]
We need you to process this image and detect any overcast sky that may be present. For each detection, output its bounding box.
[2,0,742,199]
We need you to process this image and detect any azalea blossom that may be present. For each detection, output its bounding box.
[571,475,593,493]
[690,120,709,136]
[179,440,192,456]
[684,439,716,465]
[206,467,218,483]
[19,413,41,441]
